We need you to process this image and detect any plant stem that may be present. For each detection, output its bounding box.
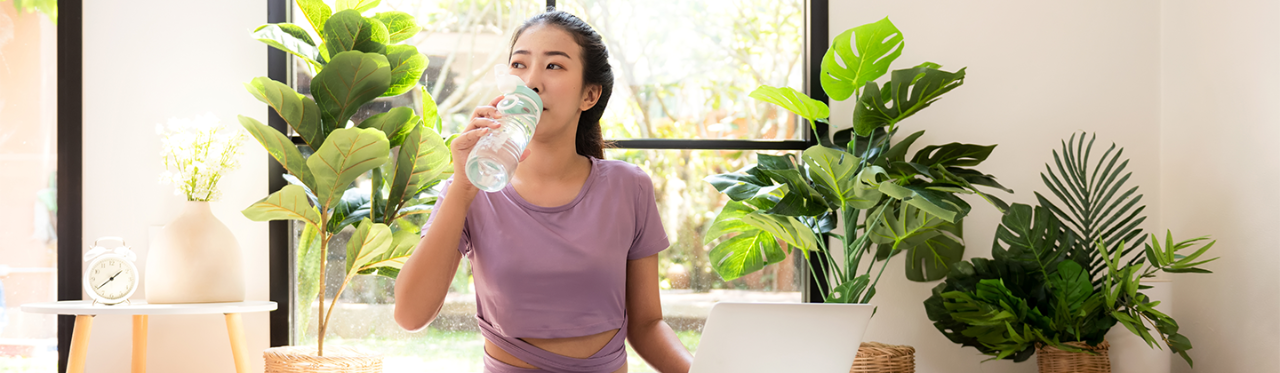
[317,213,330,356]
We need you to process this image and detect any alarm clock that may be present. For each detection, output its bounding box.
[83,237,140,306]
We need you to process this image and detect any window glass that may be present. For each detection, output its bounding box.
[288,1,807,371]
[560,0,806,141]
[0,3,59,372]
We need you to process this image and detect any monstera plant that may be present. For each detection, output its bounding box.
[237,0,450,356]
[704,17,1010,304]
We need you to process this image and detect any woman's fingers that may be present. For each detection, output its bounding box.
[452,127,491,151]
[470,95,507,120]
[519,148,531,162]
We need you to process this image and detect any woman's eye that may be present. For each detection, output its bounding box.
[511,62,526,69]
[547,64,562,70]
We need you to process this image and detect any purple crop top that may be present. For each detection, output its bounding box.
[423,157,670,340]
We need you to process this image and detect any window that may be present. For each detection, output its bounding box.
[0,3,59,372]
[277,0,816,371]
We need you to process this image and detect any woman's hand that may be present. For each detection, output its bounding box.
[450,95,534,194]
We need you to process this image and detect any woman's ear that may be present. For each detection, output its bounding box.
[579,84,602,112]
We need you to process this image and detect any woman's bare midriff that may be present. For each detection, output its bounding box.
[484,328,627,373]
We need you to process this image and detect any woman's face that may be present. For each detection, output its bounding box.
[507,24,601,142]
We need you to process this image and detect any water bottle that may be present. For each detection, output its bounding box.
[465,71,543,192]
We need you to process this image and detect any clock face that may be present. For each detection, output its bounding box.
[86,256,137,303]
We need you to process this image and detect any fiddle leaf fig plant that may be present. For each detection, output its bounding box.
[237,0,451,356]
[704,17,1011,305]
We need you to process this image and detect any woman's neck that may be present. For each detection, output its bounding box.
[517,130,590,184]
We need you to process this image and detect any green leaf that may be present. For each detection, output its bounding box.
[802,145,881,210]
[704,201,757,245]
[820,17,904,101]
[709,230,786,281]
[345,219,393,274]
[1036,133,1148,282]
[252,24,322,73]
[878,182,969,222]
[741,212,819,253]
[384,45,428,97]
[327,188,370,233]
[386,125,450,220]
[241,185,321,227]
[1048,260,1093,315]
[853,67,967,136]
[749,85,830,126]
[902,220,965,282]
[324,10,386,56]
[706,166,777,201]
[307,127,391,209]
[373,11,421,43]
[884,130,926,163]
[243,77,327,150]
[311,51,391,135]
[237,115,316,190]
[912,142,997,168]
[828,275,870,303]
[357,107,416,147]
[296,0,333,39]
[421,87,442,133]
[336,0,380,13]
[359,226,421,278]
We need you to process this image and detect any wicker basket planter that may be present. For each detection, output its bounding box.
[264,345,383,373]
[1037,340,1110,373]
[849,341,915,373]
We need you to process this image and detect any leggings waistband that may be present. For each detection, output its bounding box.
[478,315,628,373]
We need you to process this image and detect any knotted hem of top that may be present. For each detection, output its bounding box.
[478,315,628,373]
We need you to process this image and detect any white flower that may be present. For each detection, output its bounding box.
[157,113,248,201]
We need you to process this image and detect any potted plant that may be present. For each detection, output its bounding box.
[924,133,1217,372]
[148,114,251,304]
[236,0,451,369]
[703,17,1010,372]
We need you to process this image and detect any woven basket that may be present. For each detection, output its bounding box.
[264,345,383,373]
[849,341,915,373]
[1036,341,1111,373]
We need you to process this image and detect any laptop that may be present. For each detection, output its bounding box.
[688,302,875,373]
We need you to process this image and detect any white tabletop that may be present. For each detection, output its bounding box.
[21,300,277,316]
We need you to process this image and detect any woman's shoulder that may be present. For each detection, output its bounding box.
[593,158,656,190]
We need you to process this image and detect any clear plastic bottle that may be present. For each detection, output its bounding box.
[465,71,543,192]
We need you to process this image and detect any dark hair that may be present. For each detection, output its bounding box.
[510,9,613,159]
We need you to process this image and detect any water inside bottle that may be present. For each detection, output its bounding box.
[466,112,536,192]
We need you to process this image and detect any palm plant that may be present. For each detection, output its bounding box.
[237,0,451,355]
[925,134,1218,366]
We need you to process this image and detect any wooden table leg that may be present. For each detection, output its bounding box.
[68,315,93,373]
[132,315,148,373]
[225,313,249,373]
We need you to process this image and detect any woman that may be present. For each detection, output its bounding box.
[394,10,694,373]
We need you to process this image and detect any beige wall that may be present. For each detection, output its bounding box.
[82,0,270,372]
[828,1,1163,373]
[1161,0,1280,372]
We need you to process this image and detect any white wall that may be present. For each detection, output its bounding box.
[83,0,270,372]
[1161,0,1280,372]
[828,1,1162,372]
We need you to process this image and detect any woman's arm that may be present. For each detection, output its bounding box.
[392,183,474,331]
[626,254,694,373]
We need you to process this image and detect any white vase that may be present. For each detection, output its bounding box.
[1106,278,1174,373]
[145,201,245,303]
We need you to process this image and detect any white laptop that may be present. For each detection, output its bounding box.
[688,302,875,373]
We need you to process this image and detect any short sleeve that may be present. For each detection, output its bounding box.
[421,178,473,256]
[628,171,670,260]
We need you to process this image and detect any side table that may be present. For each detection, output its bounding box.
[21,300,277,373]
